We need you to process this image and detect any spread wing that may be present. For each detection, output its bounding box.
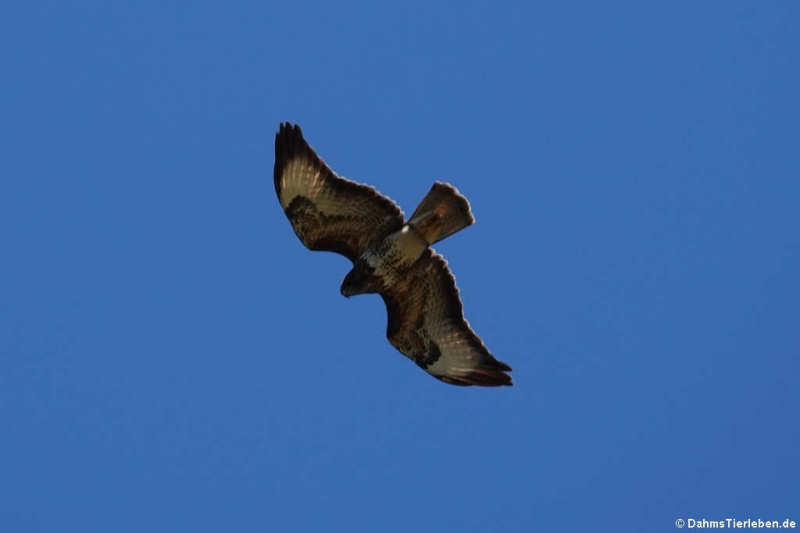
[274,123,405,262]
[380,250,512,386]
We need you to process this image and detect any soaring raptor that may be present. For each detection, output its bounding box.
[274,123,512,386]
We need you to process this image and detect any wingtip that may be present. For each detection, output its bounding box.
[437,364,514,387]
[278,121,300,131]
[276,122,303,145]
[274,122,308,197]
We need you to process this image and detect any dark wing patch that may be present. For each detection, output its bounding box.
[274,123,405,262]
[380,250,512,386]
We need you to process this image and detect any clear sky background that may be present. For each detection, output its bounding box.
[2,2,798,532]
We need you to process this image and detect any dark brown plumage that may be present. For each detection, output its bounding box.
[274,122,512,386]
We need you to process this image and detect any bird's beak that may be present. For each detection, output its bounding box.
[341,270,358,298]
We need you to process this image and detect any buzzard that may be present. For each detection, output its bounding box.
[274,123,512,386]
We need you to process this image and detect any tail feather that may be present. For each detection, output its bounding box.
[409,182,475,245]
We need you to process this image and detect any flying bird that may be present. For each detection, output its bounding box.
[274,123,512,386]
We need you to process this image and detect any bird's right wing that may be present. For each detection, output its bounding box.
[274,123,405,262]
[380,250,512,386]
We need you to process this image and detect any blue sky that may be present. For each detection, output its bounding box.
[2,2,798,531]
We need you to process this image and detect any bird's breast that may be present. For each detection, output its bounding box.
[361,225,429,288]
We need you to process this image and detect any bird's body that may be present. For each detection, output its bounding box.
[354,226,428,291]
[274,123,512,386]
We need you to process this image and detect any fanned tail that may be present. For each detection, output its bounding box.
[408,182,475,245]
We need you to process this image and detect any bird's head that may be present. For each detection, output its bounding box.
[340,264,380,298]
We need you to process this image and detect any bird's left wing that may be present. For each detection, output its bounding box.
[274,123,405,262]
[380,250,513,386]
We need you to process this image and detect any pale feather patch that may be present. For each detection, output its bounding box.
[425,320,479,376]
[278,158,323,209]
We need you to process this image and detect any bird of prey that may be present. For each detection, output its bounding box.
[273,123,512,386]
